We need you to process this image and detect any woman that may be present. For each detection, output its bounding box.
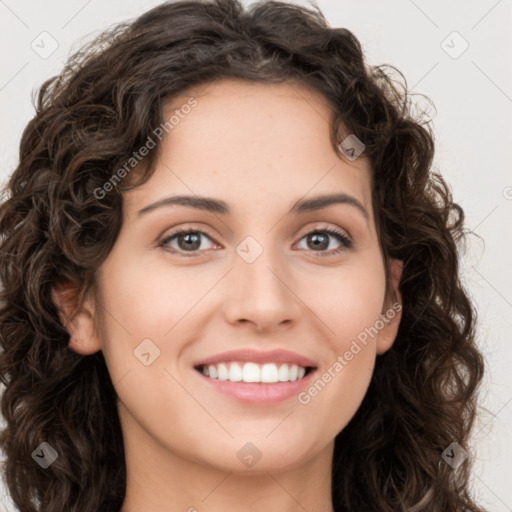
[0,0,485,510]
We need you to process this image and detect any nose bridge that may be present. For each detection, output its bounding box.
[237,235,289,301]
[222,233,300,328]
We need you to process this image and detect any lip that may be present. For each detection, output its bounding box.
[194,367,318,405]
[192,348,318,368]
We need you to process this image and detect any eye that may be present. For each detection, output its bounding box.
[295,226,353,256]
[159,228,218,256]
[159,225,353,257]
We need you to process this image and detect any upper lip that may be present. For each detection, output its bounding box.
[193,349,318,369]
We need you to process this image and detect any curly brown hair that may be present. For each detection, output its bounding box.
[0,0,485,510]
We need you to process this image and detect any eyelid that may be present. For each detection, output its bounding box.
[158,222,353,256]
[158,224,220,255]
[294,224,353,256]
[296,223,352,243]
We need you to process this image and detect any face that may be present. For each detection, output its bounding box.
[53,78,402,475]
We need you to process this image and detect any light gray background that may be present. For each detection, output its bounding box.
[1,1,511,511]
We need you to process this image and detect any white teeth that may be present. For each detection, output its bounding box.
[278,364,289,382]
[199,361,310,383]
[228,363,243,382]
[208,365,217,379]
[260,363,279,383]
[242,362,260,382]
[217,363,229,381]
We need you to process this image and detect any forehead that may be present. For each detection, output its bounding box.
[164,78,341,152]
[124,79,373,222]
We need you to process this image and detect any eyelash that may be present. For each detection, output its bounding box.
[158,225,353,257]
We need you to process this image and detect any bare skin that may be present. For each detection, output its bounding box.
[52,78,402,512]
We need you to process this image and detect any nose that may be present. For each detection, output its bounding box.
[221,244,302,333]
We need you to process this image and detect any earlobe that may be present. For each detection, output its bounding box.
[51,282,102,355]
[376,258,403,355]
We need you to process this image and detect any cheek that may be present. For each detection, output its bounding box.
[98,254,204,341]
[301,350,376,442]
[304,257,387,347]
[96,257,219,401]
[93,263,172,383]
[296,257,385,418]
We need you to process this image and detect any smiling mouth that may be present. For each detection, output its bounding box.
[194,361,316,384]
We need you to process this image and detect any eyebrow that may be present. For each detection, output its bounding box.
[136,193,369,221]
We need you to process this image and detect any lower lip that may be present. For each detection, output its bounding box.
[194,368,317,405]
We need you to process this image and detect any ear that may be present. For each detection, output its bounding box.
[51,282,102,355]
[376,257,403,355]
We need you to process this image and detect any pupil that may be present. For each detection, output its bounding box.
[309,233,328,250]
[180,233,200,250]
[177,232,330,252]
